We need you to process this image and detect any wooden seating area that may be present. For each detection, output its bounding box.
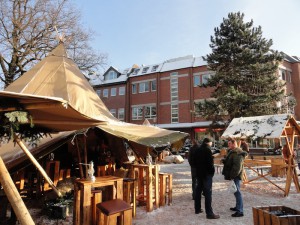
[123,178,137,217]
[96,199,132,225]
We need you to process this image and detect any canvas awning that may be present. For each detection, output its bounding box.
[97,121,189,148]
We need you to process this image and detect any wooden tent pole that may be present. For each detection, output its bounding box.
[75,137,84,178]
[0,156,35,225]
[14,135,62,197]
[84,135,88,178]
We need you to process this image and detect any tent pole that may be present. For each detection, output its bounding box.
[75,137,84,178]
[84,135,88,178]
[0,156,35,225]
[14,135,62,197]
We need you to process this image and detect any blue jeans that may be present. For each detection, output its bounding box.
[233,178,243,213]
[194,175,214,215]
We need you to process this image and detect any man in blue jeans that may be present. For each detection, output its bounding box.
[222,138,248,217]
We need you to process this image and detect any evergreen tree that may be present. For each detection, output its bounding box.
[195,12,289,126]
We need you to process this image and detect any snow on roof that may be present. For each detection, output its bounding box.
[193,57,206,67]
[221,114,292,139]
[161,55,195,72]
[128,63,164,77]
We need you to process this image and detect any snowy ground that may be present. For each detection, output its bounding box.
[29,160,300,225]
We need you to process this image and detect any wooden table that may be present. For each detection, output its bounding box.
[73,176,123,225]
[130,164,159,212]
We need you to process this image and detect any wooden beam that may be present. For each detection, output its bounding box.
[14,135,62,197]
[0,157,35,225]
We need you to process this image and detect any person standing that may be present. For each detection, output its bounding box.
[188,140,199,200]
[194,138,220,219]
[222,138,248,217]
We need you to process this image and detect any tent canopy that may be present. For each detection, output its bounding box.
[221,114,300,139]
[0,43,117,132]
[98,121,188,148]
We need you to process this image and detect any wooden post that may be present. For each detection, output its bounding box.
[75,137,84,178]
[0,156,35,225]
[14,135,62,197]
[84,135,88,178]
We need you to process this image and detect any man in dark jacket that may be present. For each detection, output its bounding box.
[194,138,220,219]
[222,138,248,217]
[188,140,199,200]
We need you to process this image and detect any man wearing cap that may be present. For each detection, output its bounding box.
[194,138,220,219]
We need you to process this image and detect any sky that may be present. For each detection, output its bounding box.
[73,0,300,71]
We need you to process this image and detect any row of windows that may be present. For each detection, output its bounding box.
[132,105,157,120]
[132,80,156,94]
[193,73,212,87]
[96,86,126,98]
[109,108,125,120]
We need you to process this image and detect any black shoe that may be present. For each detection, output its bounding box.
[230,207,238,211]
[231,212,244,217]
[195,209,204,214]
[206,214,220,219]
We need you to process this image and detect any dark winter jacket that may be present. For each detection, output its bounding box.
[222,147,248,180]
[194,144,215,178]
[188,144,199,168]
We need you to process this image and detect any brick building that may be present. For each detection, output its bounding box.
[91,54,300,140]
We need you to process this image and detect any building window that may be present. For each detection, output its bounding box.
[170,77,178,102]
[111,88,116,96]
[96,89,101,97]
[139,82,149,93]
[145,106,156,119]
[152,65,159,72]
[103,89,108,98]
[110,109,116,117]
[132,84,137,94]
[132,68,140,75]
[118,108,125,120]
[170,72,178,76]
[132,107,143,120]
[171,104,178,123]
[142,67,149,73]
[194,75,200,87]
[202,74,211,85]
[119,86,125,95]
[151,80,157,91]
[105,70,117,80]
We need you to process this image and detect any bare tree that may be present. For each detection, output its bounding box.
[0,0,108,88]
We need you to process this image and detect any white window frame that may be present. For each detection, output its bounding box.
[111,88,116,96]
[145,105,157,119]
[119,86,125,95]
[193,75,200,87]
[142,67,149,73]
[96,89,101,97]
[201,74,211,85]
[118,108,125,120]
[171,104,179,123]
[132,107,143,120]
[132,84,137,94]
[103,89,108,98]
[110,109,116,117]
[139,82,149,93]
[151,80,157,91]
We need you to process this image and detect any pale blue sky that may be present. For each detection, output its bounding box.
[74,0,300,71]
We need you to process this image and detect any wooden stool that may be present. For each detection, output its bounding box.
[123,178,136,217]
[159,173,173,207]
[96,199,132,225]
[92,189,103,225]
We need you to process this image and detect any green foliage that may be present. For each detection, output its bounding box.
[195,12,288,125]
[0,110,49,145]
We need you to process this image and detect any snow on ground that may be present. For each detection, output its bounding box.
[30,160,300,225]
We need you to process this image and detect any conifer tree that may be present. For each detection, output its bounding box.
[195,12,289,126]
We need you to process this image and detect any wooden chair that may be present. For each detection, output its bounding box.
[96,199,132,225]
[159,172,173,206]
[123,178,137,217]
